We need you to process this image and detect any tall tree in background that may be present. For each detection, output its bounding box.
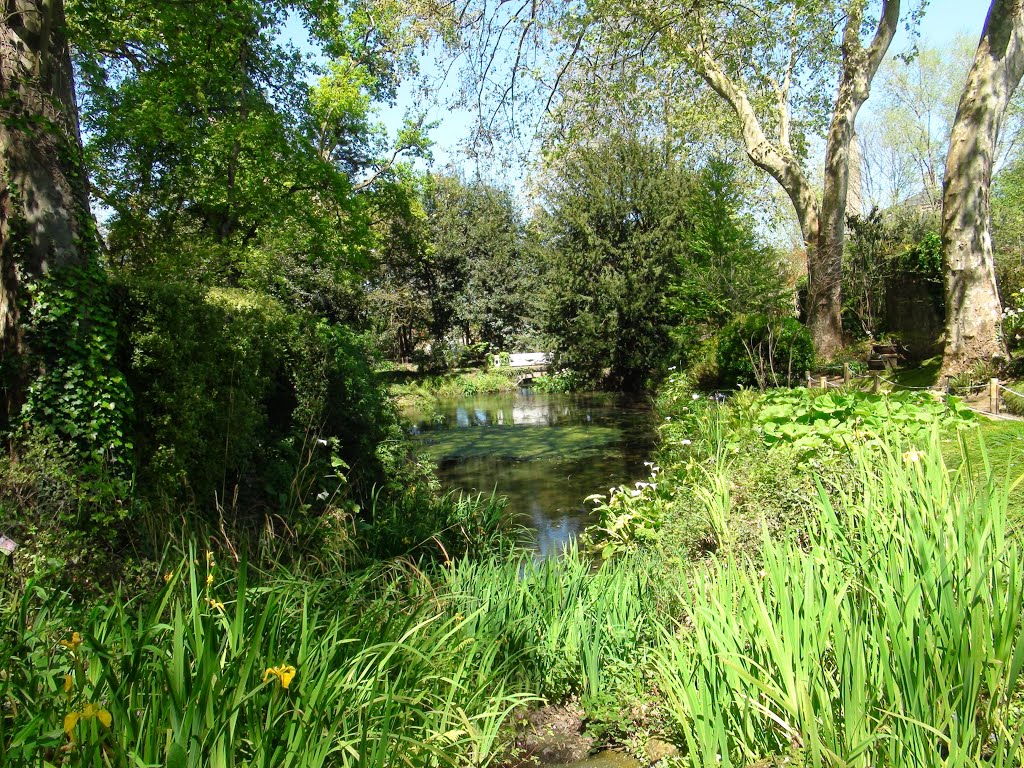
[458,0,909,358]
[538,136,683,390]
[667,158,791,358]
[941,0,1024,374]
[667,0,903,358]
[69,0,436,296]
[859,35,1024,210]
[1,0,128,455]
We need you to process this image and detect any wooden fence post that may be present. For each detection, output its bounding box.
[871,372,881,394]
[805,370,812,388]
[843,363,852,387]
[819,376,827,389]
[991,377,1001,415]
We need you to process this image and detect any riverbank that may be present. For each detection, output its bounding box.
[387,367,583,416]
[4,379,1022,766]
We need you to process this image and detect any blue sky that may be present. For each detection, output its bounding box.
[892,0,988,49]
[379,0,993,174]
[279,0,995,184]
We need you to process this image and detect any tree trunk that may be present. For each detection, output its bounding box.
[811,2,900,360]
[941,0,1024,375]
[691,0,899,361]
[1,0,106,433]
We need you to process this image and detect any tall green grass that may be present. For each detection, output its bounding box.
[0,543,659,766]
[657,434,1024,767]
[435,549,658,705]
[0,553,532,767]
[6,409,1023,767]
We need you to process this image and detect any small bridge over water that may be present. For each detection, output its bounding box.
[493,352,552,386]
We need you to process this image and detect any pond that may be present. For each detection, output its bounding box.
[404,390,656,557]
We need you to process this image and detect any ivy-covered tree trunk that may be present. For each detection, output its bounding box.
[1,0,130,460]
[941,0,1024,375]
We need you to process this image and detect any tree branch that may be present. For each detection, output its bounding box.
[688,44,819,242]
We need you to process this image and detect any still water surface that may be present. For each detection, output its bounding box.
[405,390,655,557]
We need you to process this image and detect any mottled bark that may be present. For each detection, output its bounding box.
[941,0,1024,374]
[812,0,899,359]
[1,0,93,428]
[691,0,899,360]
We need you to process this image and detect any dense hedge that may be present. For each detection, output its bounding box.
[115,278,405,511]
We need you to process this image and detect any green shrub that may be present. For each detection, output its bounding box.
[114,279,429,554]
[716,315,814,389]
[531,369,582,393]
[949,359,999,395]
[1002,381,1024,417]
[117,280,294,504]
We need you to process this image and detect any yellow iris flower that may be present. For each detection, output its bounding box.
[64,702,112,737]
[59,632,82,653]
[263,665,297,689]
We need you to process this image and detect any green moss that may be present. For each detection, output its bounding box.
[416,424,620,461]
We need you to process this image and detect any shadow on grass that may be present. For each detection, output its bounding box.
[891,356,942,389]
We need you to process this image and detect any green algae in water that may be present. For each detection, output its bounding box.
[403,391,655,556]
[418,424,621,461]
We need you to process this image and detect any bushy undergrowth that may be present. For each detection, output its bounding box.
[589,376,978,564]
[754,387,974,456]
[6,364,1023,767]
[583,378,1024,765]
[717,314,814,389]
[530,369,583,393]
[117,279,405,506]
[390,368,523,408]
[2,277,469,590]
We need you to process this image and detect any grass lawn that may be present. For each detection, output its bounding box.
[944,417,1024,528]
[890,355,942,389]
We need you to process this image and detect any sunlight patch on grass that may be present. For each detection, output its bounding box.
[890,355,942,389]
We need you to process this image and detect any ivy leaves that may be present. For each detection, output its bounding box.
[21,264,133,470]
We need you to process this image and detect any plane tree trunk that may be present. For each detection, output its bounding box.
[941,0,1024,375]
[692,0,899,360]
